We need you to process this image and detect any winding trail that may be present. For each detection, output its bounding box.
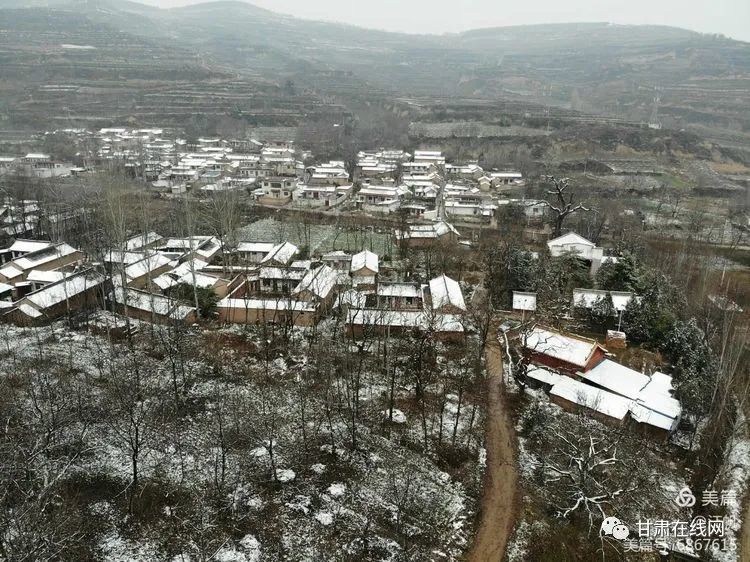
[467,336,520,562]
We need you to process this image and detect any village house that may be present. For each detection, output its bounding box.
[173,270,233,298]
[413,150,446,166]
[549,376,631,426]
[255,266,307,295]
[547,232,605,274]
[18,153,73,178]
[0,242,83,285]
[149,258,209,293]
[398,221,460,248]
[156,236,222,263]
[572,288,634,316]
[293,183,352,208]
[490,171,524,186]
[629,372,682,438]
[257,177,296,203]
[523,326,607,375]
[344,273,466,341]
[350,250,379,288]
[525,359,682,438]
[260,242,299,266]
[376,282,423,310]
[401,161,436,176]
[445,163,484,180]
[426,274,467,314]
[123,253,175,289]
[444,200,497,220]
[356,185,409,214]
[124,232,163,251]
[235,242,276,264]
[320,250,352,271]
[217,291,319,327]
[4,269,106,326]
[113,286,198,326]
[27,269,72,292]
[306,161,349,185]
[292,265,339,308]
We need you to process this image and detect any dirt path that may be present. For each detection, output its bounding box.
[467,336,519,562]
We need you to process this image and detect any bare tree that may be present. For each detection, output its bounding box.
[541,176,591,236]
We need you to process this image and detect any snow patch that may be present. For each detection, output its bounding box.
[276,468,296,482]
[328,482,346,498]
[382,408,407,424]
[315,511,334,526]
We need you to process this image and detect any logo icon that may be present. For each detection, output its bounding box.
[675,486,696,508]
[601,517,630,540]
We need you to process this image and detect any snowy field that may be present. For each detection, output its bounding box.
[0,320,483,561]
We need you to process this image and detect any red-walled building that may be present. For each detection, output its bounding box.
[523,326,607,375]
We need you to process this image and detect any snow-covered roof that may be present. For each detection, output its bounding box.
[524,327,603,368]
[125,254,173,280]
[551,378,631,420]
[580,359,650,400]
[218,297,316,312]
[105,250,147,265]
[237,242,275,254]
[260,242,299,266]
[351,250,379,274]
[24,270,104,310]
[512,291,537,311]
[0,282,13,294]
[377,283,422,298]
[321,250,351,260]
[630,372,681,430]
[27,269,67,284]
[115,287,196,320]
[17,303,43,318]
[293,265,338,300]
[526,366,566,387]
[429,275,466,311]
[290,260,312,270]
[7,239,53,254]
[259,267,306,281]
[403,221,459,239]
[152,274,179,291]
[572,289,634,312]
[0,264,23,280]
[547,232,596,248]
[177,271,224,289]
[13,243,78,270]
[346,308,464,333]
[124,232,162,251]
[169,259,209,278]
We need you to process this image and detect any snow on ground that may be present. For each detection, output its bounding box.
[315,511,334,525]
[99,532,160,562]
[0,321,481,561]
[382,408,407,424]
[714,413,750,562]
[327,483,346,498]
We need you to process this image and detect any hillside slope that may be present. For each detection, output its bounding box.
[0,0,748,146]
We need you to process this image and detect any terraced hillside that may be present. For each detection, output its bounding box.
[0,0,749,154]
[0,5,353,129]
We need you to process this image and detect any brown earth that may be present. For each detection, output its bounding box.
[466,335,520,562]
